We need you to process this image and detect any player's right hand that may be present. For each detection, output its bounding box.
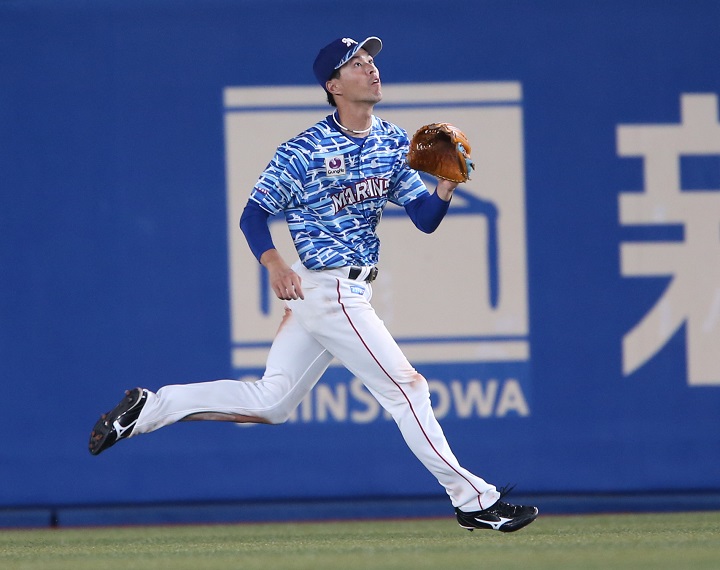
[261,249,305,300]
[273,272,303,301]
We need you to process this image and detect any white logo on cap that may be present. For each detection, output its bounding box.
[342,38,357,47]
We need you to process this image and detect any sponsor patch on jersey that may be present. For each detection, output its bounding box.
[350,285,366,295]
[325,155,346,176]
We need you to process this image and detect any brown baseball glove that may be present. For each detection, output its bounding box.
[407,122,475,183]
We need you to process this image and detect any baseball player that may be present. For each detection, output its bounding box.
[89,36,538,533]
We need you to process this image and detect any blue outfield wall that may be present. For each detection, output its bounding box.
[1,0,720,526]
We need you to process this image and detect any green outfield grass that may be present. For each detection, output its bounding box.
[1,511,719,570]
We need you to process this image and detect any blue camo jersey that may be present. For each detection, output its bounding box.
[249,115,429,269]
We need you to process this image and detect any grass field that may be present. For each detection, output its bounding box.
[2,511,720,570]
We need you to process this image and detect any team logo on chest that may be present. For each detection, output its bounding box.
[325,155,346,176]
[330,177,389,214]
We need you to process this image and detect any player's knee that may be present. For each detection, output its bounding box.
[404,373,430,397]
[382,374,431,417]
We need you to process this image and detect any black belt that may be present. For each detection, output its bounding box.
[348,266,379,282]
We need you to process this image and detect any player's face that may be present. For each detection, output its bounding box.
[332,49,382,105]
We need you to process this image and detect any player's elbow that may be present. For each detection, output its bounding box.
[239,202,255,237]
[415,220,440,234]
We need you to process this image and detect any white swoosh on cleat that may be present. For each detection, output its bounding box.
[113,418,137,438]
[477,516,514,530]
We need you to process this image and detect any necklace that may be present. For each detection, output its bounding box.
[332,113,372,134]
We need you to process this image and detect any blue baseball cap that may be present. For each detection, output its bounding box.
[313,36,383,88]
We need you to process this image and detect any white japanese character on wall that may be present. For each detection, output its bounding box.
[618,94,720,386]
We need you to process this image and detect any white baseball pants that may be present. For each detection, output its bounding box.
[133,261,499,511]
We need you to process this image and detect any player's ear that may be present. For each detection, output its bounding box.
[326,77,342,97]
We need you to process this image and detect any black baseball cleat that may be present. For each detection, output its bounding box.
[88,388,147,456]
[456,489,538,532]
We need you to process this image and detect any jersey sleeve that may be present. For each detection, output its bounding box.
[390,166,429,206]
[387,129,430,207]
[248,142,306,214]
